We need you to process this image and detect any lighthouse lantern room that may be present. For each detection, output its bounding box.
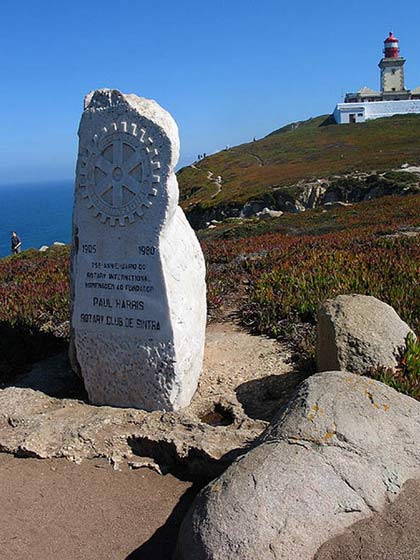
[384,32,400,58]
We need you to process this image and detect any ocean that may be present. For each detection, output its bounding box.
[0,181,74,258]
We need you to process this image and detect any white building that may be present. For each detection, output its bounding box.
[334,32,420,124]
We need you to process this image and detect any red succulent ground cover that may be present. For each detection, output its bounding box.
[0,195,418,389]
[203,195,419,331]
[0,247,69,379]
[203,194,420,396]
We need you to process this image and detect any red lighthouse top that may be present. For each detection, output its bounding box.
[384,32,400,58]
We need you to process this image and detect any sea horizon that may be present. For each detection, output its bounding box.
[0,180,74,258]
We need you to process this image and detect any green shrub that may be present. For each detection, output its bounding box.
[367,334,420,400]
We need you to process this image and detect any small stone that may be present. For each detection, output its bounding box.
[256,208,284,219]
[128,459,165,475]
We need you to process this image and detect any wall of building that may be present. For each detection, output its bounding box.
[334,105,366,124]
[334,99,420,124]
[381,64,405,92]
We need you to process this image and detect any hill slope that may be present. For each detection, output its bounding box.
[177,114,420,227]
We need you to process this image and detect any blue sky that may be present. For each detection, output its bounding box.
[1,0,420,185]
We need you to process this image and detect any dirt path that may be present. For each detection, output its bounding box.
[248,152,264,166]
[2,455,420,560]
[0,321,296,559]
[0,454,198,560]
[0,322,298,560]
[194,321,300,422]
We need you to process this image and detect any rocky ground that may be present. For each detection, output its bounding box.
[0,321,297,480]
[1,319,419,559]
[0,320,298,559]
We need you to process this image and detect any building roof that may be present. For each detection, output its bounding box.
[358,86,381,95]
[385,32,399,43]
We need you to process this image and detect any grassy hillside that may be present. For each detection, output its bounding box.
[202,194,420,336]
[203,193,420,398]
[0,195,418,389]
[0,194,418,397]
[178,114,420,211]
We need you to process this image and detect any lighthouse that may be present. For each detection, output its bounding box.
[333,31,420,124]
[379,32,406,96]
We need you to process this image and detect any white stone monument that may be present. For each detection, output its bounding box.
[70,89,206,411]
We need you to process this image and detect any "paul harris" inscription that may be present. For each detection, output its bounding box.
[92,297,145,310]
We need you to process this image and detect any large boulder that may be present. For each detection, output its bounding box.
[175,371,420,560]
[316,294,414,374]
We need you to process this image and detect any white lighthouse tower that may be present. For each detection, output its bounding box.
[334,32,420,124]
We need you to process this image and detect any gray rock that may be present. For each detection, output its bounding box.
[299,182,327,208]
[38,245,49,252]
[175,371,420,560]
[256,207,284,219]
[316,294,414,374]
[240,200,266,218]
[0,323,292,479]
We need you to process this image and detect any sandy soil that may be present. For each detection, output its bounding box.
[0,454,199,560]
[2,454,420,560]
[194,320,298,422]
[315,480,420,560]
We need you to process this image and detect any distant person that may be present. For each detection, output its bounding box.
[11,231,21,254]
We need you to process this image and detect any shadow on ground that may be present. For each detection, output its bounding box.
[126,484,201,560]
[2,351,88,401]
[0,322,68,383]
[235,369,310,422]
[128,436,243,483]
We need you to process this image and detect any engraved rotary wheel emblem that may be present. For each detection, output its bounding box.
[81,129,161,226]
